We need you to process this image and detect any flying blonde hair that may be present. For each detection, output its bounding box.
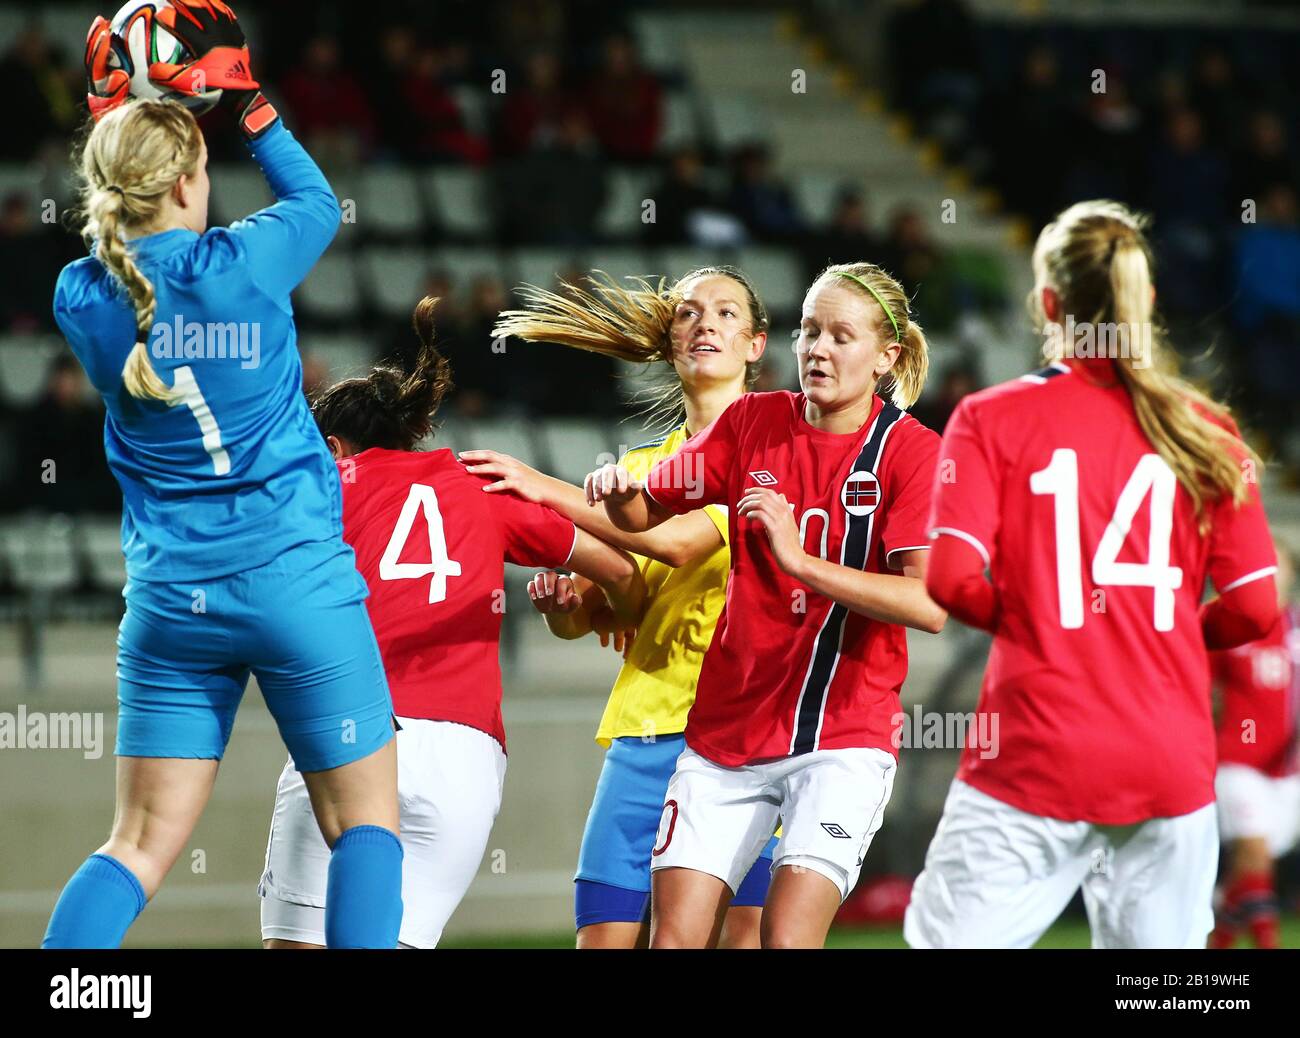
[811,261,930,409]
[76,99,203,402]
[492,265,768,427]
[1030,199,1255,526]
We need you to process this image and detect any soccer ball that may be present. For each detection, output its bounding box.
[107,0,222,115]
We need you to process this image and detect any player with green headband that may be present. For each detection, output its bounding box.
[584,259,945,948]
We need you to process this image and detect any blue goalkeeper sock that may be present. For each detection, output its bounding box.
[325,825,404,948]
[41,853,147,949]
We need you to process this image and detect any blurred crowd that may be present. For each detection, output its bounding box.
[3,0,1299,517]
[887,0,1300,463]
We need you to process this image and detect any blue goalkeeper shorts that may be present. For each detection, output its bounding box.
[574,733,776,928]
[116,539,393,773]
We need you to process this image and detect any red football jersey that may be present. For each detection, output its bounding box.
[1214,605,1299,777]
[338,447,576,748]
[646,390,939,766]
[930,360,1278,824]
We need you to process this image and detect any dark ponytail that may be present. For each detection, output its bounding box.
[311,295,454,451]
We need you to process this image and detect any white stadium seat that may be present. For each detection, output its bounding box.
[423,168,492,238]
[0,335,64,406]
[296,253,362,320]
[357,167,425,239]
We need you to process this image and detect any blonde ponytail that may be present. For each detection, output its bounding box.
[493,265,769,428]
[1032,200,1255,528]
[815,261,930,409]
[76,100,203,403]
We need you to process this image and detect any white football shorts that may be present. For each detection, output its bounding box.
[259,717,507,948]
[649,744,897,901]
[1215,763,1300,857]
[905,778,1218,949]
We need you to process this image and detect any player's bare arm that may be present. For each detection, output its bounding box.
[462,449,723,567]
[586,463,675,533]
[739,486,946,634]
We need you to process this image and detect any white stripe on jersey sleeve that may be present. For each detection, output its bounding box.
[561,523,579,568]
[886,543,932,569]
[1220,565,1278,594]
[929,526,991,568]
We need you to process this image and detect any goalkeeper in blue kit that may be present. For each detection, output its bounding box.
[42,1,402,949]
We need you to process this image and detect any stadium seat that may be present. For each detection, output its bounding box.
[361,247,432,318]
[630,14,682,75]
[79,516,126,593]
[458,418,542,470]
[794,172,867,226]
[736,246,805,315]
[427,247,511,292]
[301,334,373,382]
[2,515,79,595]
[296,253,362,321]
[210,165,275,226]
[357,167,426,240]
[659,91,702,151]
[656,247,731,284]
[543,418,619,486]
[512,249,587,293]
[0,335,64,406]
[599,168,659,239]
[705,93,771,151]
[423,168,493,239]
[453,86,490,138]
[586,248,656,287]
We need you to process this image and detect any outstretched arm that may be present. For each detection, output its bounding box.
[460,451,722,567]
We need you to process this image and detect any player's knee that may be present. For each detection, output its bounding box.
[96,840,168,900]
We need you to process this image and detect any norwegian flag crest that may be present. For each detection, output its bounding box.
[841,469,881,517]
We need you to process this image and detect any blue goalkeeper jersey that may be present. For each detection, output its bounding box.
[53,121,345,584]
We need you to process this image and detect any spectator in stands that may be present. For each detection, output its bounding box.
[399,44,490,163]
[987,45,1069,228]
[1231,111,1300,212]
[1146,107,1228,323]
[0,25,79,163]
[1062,73,1144,206]
[912,359,983,435]
[369,24,420,160]
[879,205,942,296]
[19,354,117,514]
[802,186,881,281]
[584,32,663,162]
[280,34,377,164]
[0,192,73,333]
[725,143,805,243]
[1232,183,1300,461]
[1189,45,1244,151]
[643,147,722,245]
[491,109,607,244]
[496,51,576,157]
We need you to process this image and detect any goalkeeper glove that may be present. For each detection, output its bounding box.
[150,0,278,138]
[84,15,129,121]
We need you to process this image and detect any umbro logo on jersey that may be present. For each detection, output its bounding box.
[821,822,851,839]
[749,470,778,486]
[841,469,881,517]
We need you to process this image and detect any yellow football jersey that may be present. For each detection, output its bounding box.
[594,424,729,746]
